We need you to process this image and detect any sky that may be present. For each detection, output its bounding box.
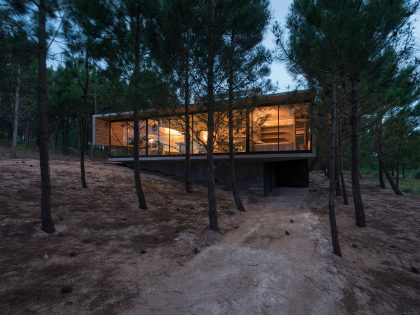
[265,0,420,92]
[49,0,420,92]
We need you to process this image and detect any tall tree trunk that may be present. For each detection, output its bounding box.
[11,65,21,159]
[323,153,329,178]
[375,117,403,196]
[90,67,97,157]
[132,109,147,209]
[37,0,55,233]
[80,52,89,188]
[328,83,342,256]
[228,54,245,212]
[184,64,192,193]
[350,78,366,227]
[383,162,403,196]
[335,150,341,196]
[206,0,219,231]
[338,119,348,205]
[396,144,401,190]
[376,115,386,189]
[132,13,147,210]
[378,159,386,189]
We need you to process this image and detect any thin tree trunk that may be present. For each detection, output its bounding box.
[37,0,55,233]
[335,149,341,196]
[11,65,21,159]
[378,159,386,188]
[323,153,329,178]
[132,12,147,210]
[206,0,219,231]
[383,163,403,196]
[375,116,386,188]
[375,117,403,196]
[402,165,405,179]
[328,83,342,256]
[80,52,89,188]
[133,109,147,209]
[184,64,192,193]
[396,144,401,190]
[90,67,97,157]
[338,119,348,204]
[350,78,366,227]
[228,62,245,212]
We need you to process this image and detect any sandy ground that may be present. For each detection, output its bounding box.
[1,155,419,314]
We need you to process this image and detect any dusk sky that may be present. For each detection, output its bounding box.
[265,0,420,92]
[48,0,420,93]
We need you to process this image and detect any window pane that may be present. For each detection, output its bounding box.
[192,113,208,154]
[278,105,295,150]
[250,106,280,152]
[169,116,187,155]
[127,120,147,156]
[292,104,310,150]
[110,121,128,156]
[214,112,228,153]
[148,118,170,155]
[233,109,246,152]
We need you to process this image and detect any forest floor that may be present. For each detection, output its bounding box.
[0,151,419,314]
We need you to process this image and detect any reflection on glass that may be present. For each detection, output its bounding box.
[127,120,147,155]
[109,103,310,156]
[192,113,208,154]
[168,116,185,155]
[233,109,246,152]
[251,106,280,151]
[250,104,310,152]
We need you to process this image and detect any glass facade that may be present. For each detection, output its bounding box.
[109,103,311,156]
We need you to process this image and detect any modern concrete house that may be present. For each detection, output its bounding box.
[92,91,315,195]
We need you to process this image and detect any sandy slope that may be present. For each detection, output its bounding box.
[1,156,419,314]
[128,188,344,314]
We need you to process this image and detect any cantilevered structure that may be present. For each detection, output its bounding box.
[92,91,315,195]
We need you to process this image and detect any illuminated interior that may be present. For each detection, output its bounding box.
[108,103,310,156]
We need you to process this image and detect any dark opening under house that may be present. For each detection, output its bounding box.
[92,91,316,195]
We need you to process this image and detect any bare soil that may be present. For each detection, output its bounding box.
[0,156,419,314]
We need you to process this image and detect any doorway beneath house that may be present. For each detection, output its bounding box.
[264,159,309,196]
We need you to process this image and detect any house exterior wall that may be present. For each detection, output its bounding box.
[122,158,309,196]
[94,118,110,146]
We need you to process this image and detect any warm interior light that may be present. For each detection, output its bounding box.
[160,127,183,136]
[278,118,295,126]
[200,131,208,143]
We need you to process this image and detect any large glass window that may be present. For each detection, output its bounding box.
[108,103,310,157]
[250,104,310,152]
